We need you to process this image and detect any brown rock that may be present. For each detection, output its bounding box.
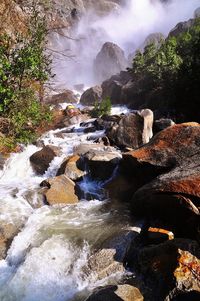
[41,175,79,205]
[86,285,143,301]
[174,249,200,293]
[56,155,86,180]
[30,145,61,175]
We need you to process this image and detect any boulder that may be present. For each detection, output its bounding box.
[80,86,102,105]
[106,110,154,149]
[84,230,139,282]
[169,19,196,38]
[121,123,200,237]
[56,155,86,180]
[86,285,144,301]
[125,239,200,300]
[153,118,175,133]
[194,7,200,18]
[94,42,128,82]
[101,71,132,105]
[40,175,79,205]
[45,89,78,104]
[30,145,61,175]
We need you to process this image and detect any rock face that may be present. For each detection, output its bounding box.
[106,110,154,149]
[41,175,79,205]
[80,86,102,105]
[30,145,61,175]
[94,42,128,82]
[86,285,144,301]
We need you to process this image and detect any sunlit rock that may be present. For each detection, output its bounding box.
[41,175,79,205]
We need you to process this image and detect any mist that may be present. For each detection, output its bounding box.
[50,0,199,90]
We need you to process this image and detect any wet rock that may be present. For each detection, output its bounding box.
[106,110,154,149]
[86,285,144,301]
[40,175,79,205]
[56,155,86,180]
[30,145,61,175]
[153,118,175,133]
[82,148,122,180]
[84,230,139,282]
[94,42,128,82]
[94,114,122,130]
[0,223,20,260]
[80,86,102,105]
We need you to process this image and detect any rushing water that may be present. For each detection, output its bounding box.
[0,106,136,301]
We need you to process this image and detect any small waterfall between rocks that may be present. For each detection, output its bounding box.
[0,105,137,301]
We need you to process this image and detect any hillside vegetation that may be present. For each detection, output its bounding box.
[128,17,200,122]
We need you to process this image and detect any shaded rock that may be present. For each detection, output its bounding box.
[153,118,175,133]
[40,175,79,205]
[82,147,122,180]
[84,230,140,282]
[86,285,144,301]
[45,89,78,104]
[194,7,200,18]
[106,110,154,149]
[94,42,128,82]
[169,19,196,38]
[125,239,200,301]
[80,86,102,105]
[56,155,86,180]
[121,123,200,237]
[143,32,164,48]
[30,145,61,175]
[101,71,132,105]
[94,114,122,130]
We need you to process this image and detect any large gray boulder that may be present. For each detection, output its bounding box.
[94,42,128,82]
[80,86,102,105]
[106,110,154,149]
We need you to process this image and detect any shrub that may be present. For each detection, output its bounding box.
[91,97,112,118]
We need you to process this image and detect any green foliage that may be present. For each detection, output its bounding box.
[0,0,51,113]
[0,0,53,145]
[8,89,52,144]
[128,17,200,121]
[91,97,112,118]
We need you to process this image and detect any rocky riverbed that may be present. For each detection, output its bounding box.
[0,105,199,301]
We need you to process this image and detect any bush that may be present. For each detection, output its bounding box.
[8,89,52,144]
[91,97,112,118]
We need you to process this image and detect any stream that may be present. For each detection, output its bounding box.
[0,105,136,301]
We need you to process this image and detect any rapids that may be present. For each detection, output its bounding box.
[0,105,135,301]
